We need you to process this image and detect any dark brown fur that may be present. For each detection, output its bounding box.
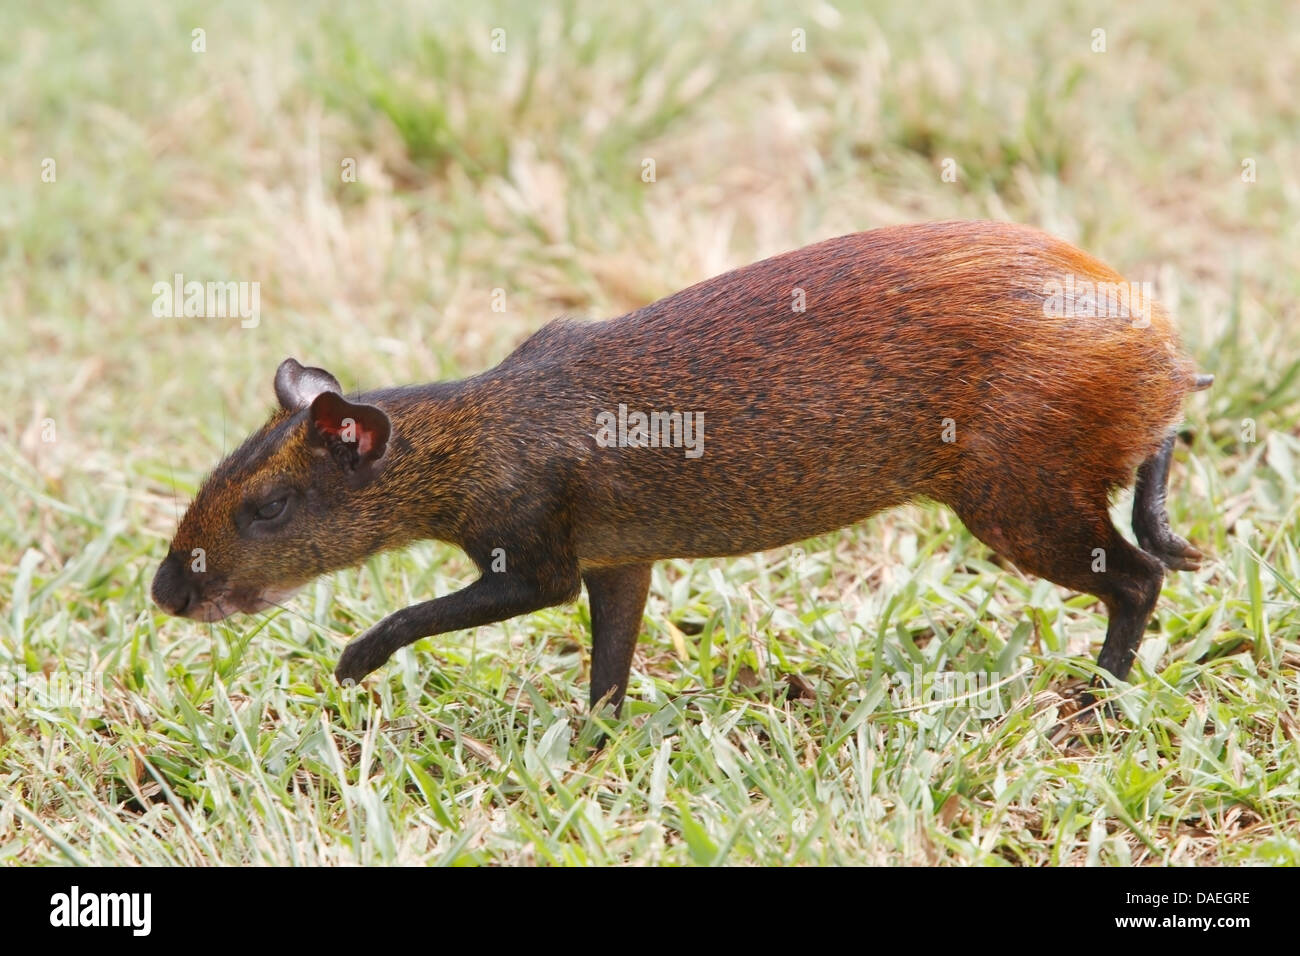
[152,220,1209,712]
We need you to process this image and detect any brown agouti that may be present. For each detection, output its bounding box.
[152,220,1211,714]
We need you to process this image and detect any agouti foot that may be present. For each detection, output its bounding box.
[335,630,390,686]
[334,658,365,687]
[1044,681,1122,744]
[1148,535,1203,572]
[1136,519,1204,571]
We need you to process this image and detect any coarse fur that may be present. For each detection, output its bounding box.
[153,220,1209,713]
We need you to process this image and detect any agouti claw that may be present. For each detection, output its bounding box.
[1162,542,1203,572]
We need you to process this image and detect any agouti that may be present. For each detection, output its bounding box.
[152,220,1211,714]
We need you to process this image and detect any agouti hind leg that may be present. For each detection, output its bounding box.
[953,490,1164,683]
[583,563,652,714]
[1133,431,1203,572]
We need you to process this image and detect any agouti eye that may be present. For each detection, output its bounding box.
[254,496,288,521]
[236,491,296,536]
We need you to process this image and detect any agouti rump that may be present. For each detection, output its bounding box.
[152,220,1210,713]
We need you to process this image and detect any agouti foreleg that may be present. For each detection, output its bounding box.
[1133,432,1204,572]
[952,481,1164,684]
[334,553,582,685]
[583,563,653,714]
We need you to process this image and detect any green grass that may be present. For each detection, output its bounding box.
[2,0,1298,865]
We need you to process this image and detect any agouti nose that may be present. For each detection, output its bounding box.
[151,551,197,617]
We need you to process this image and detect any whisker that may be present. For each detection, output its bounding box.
[263,597,349,641]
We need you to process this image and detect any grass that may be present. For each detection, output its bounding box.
[2,0,1299,865]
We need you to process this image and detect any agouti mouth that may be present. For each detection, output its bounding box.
[186,600,238,623]
[169,585,300,623]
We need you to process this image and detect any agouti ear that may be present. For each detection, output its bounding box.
[306,391,391,484]
[275,358,344,412]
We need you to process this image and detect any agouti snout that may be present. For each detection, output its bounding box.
[153,220,1210,714]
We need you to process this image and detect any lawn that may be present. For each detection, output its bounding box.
[2,0,1298,864]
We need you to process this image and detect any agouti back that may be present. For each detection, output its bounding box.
[152,220,1211,713]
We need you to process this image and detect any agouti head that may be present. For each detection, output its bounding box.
[151,358,393,621]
